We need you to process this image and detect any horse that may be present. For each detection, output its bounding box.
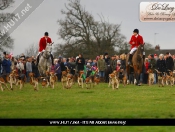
[38,43,53,77]
[126,44,145,85]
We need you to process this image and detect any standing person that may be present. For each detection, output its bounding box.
[104,53,110,66]
[2,54,11,82]
[165,52,174,72]
[16,58,25,74]
[128,29,144,65]
[173,54,175,71]
[55,59,61,82]
[110,55,116,72]
[50,63,55,72]
[60,58,66,72]
[0,57,2,74]
[76,54,85,72]
[156,54,166,74]
[36,32,54,65]
[26,58,32,82]
[86,62,92,77]
[2,54,11,74]
[23,58,27,75]
[10,57,17,71]
[154,54,158,61]
[20,53,25,60]
[69,58,76,75]
[144,58,150,84]
[148,54,157,84]
[32,59,39,78]
[104,53,112,83]
[97,55,106,81]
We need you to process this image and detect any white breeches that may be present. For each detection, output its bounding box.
[129,47,146,55]
[37,50,52,56]
[130,47,137,54]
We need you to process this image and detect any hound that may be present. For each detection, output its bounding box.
[147,69,154,86]
[49,72,57,89]
[61,71,68,89]
[108,73,119,90]
[29,72,39,91]
[0,77,9,91]
[85,75,94,89]
[65,67,74,88]
[155,69,165,87]
[108,70,117,88]
[66,73,74,89]
[166,70,174,86]
[7,70,18,90]
[77,71,84,88]
[93,76,100,85]
[117,69,127,87]
[40,77,50,88]
[15,73,26,90]
[92,69,100,85]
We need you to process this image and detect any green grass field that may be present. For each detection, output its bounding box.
[0,82,175,132]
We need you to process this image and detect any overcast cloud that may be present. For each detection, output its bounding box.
[2,0,175,55]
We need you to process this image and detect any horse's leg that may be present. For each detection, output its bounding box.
[126,66,130,85]
[134,71,139,85]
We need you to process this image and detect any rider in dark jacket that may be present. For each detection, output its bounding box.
[156,54,166,73]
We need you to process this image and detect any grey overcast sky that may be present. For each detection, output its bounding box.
[2,0,175,55]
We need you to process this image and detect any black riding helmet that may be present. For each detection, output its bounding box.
[44,32,49,36]
[133,29,139,34]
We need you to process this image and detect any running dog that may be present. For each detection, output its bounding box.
[49,72,57,89]
[29,72,39,91]
[77,71,84,88]
[108,71,119,90]
[155,69,165,87]
[147,69,154,86]
[61,71,68,89]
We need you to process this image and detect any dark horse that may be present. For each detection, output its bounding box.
[126,44,145,85]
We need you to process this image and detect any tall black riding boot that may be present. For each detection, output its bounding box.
[128,54,133,65]
[36,54,40,66]
[50,54,54,65]
[143,55,145,62]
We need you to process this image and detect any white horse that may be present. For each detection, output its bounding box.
[38,43,53,77]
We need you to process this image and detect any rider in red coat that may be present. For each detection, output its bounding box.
[128,29,144,65]
[39,36,52,52]
[36,32,54,65]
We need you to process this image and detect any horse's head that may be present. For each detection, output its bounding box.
[44,42,54,56]
[138,43,145,54]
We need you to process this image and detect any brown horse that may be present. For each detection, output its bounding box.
[126,44,144,85]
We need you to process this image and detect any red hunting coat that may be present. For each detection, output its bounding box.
[39,37,52,52]
[129,35,144,49]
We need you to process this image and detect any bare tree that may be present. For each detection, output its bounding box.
[0,0,14,10]
[56,0,127,58]
[0,0,15,53]
[24,43,38,57]
[0,32,14,52]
